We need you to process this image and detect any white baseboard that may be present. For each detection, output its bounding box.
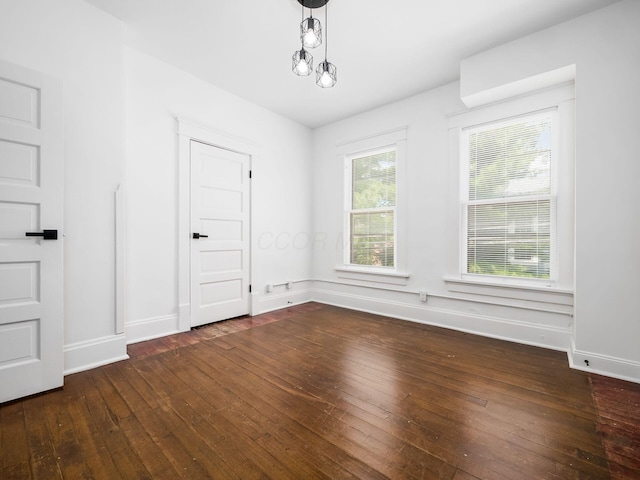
[312,287,572,352]
[569,340,640,384]
[178,303,190,332]
[61,286,639,385]
[125,314,181,345]
[64,334,129,375]
[254,288,314,315]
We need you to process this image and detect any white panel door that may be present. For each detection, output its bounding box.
[0,60,63,403]
[190,141,250,327]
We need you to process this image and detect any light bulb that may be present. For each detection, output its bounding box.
[316,61,337,88]
[319,71,332,87]
[295,61,310,76]
[303,31,319,47]
[300,17,321,49]
[292,49,313,76]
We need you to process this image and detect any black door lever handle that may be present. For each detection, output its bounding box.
[193,233,209,239]
[26,229,58,240]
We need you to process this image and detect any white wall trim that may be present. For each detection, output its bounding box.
[335,126,408,155]
[179,303,190,329]
[338,127,409,274]
[311,286,572,352]
[569,340,640,384]
[447,83,576,299]
[254,289,314,315]
[63,286,638,384]
[64,334,128,376]
[460,65,576,109]
[177,117,259,152]
[335,267,410,285]
[115,184,126,335]
[444,276,573,306]
[125,314,180,345]
[449,83,575,129]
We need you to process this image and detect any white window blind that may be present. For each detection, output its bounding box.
[349,148,396,267]
[464,112,555,280]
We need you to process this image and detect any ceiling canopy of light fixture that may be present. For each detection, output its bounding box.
[297,0,329,8]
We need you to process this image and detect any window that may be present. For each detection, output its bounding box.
[347,147,397,268]
[462,111,557,281]
[448,84,574,295]
[336,127,407,282]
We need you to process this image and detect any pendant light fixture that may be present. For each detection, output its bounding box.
[300,8,321,49]
[291,0,337,88]
[315,2,337,88]
[292,4,313,76]
[292,48,313,76]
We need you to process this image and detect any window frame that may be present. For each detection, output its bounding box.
[335,127,408,283]
[448,84,574,291]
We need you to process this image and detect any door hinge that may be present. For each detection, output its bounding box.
[249,284,252,293]
[249,170,252,179]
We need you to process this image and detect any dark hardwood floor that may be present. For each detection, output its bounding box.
[591,374,640,479]
[2,302,639,479]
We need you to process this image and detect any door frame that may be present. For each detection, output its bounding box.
[176,118,257,331]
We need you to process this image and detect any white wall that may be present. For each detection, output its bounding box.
[310,0,640,383]
[123,47,313,342]
[311,84,462,288]
[0,0,127,372]
[310,81,575,351]
[459,0,640,381]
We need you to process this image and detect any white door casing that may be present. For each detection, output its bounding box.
[190,140,250,327]
[0,60,64,403]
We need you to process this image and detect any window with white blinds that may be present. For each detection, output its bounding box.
[347,148,397,268]
[463,111,555,280]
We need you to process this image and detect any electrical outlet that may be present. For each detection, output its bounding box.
[287,281,293,290]
[266,284,272,293]
[419,291,428,302]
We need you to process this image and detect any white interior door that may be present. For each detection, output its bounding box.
[190,140,250,327]
[0,60,63,403]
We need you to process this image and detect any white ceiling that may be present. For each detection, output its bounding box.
[84,0,619,128]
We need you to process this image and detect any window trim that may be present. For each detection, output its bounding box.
[447,84,575,292]
[335,127,408,282]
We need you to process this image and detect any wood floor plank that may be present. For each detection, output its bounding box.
[100,362,222,479]
[591,373,640,479]
[222,323,605,480]
[1,401,31,479]
[2,303,637,479]
[168,352,360,478]
[133,354,301,480]
[183,340,435,479]
[80,368,155,480]
[92,364,182,480]
[179,341,392,479]
[40,386,94,479]
[230,315,604,455]
[21,394,64,479]
[61,375,125,480]
[279,311,596,417]
[188,338,459,479]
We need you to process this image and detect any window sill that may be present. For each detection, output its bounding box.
[336,267,410,286]
[443,276,573,306]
